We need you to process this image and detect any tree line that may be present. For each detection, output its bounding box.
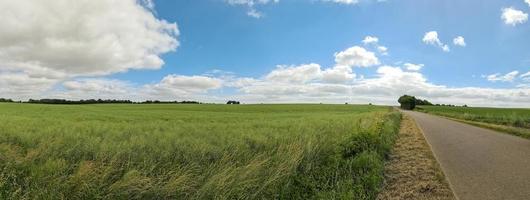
[398,95,466,110]
[0,98,203,105]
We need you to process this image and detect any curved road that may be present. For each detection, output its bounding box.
[402,110,530,200]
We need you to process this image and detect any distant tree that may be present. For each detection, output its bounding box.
[398,95,416,110]
[415,98,433,106]
[227,100,240,105]
[0,98,14,103]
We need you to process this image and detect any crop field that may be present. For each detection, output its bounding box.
[0,103,400,199]
[417,106,530,128]
[417,106,530,138]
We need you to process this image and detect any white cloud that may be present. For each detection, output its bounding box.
[322,0,360,5]
[362,35,388,55]
[487,71,520,82]
[520,71,530,82]
[0,0,178,79]
[266,64,322,83]
[403,63,425,71]
[441,45,450,52]
[226,0,279,18]
[247,8,263,18]
[321,65,356,83]
[423,31,442,46]
[423,31,450,52]
[152,75,223,92]
[501,7,528,26]
[377,46,389,55]
[264,63,356,84]
[453,36,466,47]
[52,75,225,101]
[229,65,530,107]
[0,73,58,99]
[334,46,380,68]
[526,0,530,7]
[362,36,379,45]
[63,79,132,94]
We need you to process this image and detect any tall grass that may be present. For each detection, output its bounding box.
[417,106,530,129]
[0,104,400,199]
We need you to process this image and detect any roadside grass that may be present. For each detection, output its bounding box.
[377,115,454,200]
[0,103,401,199]
[416,106,530,139]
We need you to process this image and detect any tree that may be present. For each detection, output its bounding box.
[398,95,416,110]
[227,100,240,105]
[415,98,433,106]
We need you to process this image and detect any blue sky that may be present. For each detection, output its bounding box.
[0,0,529,106]
[118,0,530,87]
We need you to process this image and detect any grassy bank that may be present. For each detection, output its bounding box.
[0,104,400,199]
[416,106,530,139]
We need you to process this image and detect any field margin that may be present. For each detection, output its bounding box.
[416,110,530,139]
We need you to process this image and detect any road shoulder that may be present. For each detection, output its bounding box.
[377,114,455,200]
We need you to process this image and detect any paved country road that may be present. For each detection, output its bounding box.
[402,110,530,200]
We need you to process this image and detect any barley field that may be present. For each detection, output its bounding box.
[0,103,400,199]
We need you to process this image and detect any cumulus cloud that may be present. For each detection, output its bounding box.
[56,75,224,101]
[519,71,530,82]
[362,36,379,45]
[501,7,528,26]
[266,64,322,83]
[63,79,132,94]
[453,36,466,47]
[322,0,360,5]
[423,31,450,52]
[486,71,520,82]
[226,0,279,18]
[0,0,179,99]
[377,46,389,55]
[361,36,388,55]
[264,63,355,84]
[151,75,223,93]
[526,0,530,7]
[334,46,380,68]
[321,65,356,83]
[0,0,178,78]
[0,73,59,99]
[228,65,530,107]
[403,63,424,71]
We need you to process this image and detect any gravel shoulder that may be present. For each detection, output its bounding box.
[377,114,455,200]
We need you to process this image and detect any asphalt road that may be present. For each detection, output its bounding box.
[402,110,530,200]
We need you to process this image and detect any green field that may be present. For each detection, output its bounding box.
[0,103,400,199]
[417,106,530,138]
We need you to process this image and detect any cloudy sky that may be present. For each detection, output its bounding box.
[0,0,529,107]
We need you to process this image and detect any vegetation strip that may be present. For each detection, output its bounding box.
[417,106,530,139]
[377,115,454,200]
[0,104,401,199]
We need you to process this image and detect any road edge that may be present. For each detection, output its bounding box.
[409,112,460,200]
[377,112,456,200]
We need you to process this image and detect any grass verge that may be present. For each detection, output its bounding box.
[377,115,454,200]
[434,117,530,139]
[416,106,530,139]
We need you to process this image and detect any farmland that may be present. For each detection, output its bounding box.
[417,106,530,138]
[0,103,400,199]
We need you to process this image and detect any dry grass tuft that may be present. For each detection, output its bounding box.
[377,115,455,200]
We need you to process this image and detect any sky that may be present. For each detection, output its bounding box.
[0,0,529,107]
